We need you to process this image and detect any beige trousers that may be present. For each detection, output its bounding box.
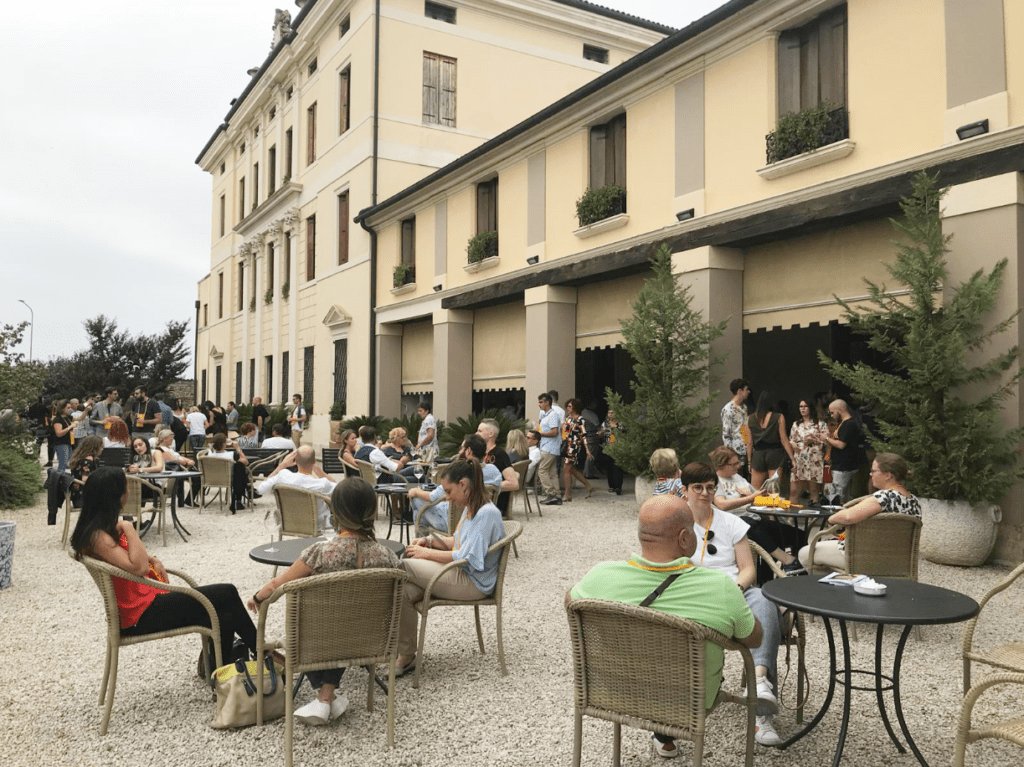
[537,451,559,498]
[399,558,486,657]
[798,539,847,573]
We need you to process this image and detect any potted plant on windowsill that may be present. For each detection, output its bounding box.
[264,287,273,305]
[575,184,626,228]
[249,298,256,312]
[281,282,290,300]
[603,244,726,509]
[393,264,414,289]
[819,173,1024,566]
[765,102,848,164]
[329,401,346,447]
[467,230,498,264]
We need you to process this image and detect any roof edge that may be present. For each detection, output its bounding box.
[549,0,676,34]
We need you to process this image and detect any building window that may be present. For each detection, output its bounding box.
[583,44,609,64]
[249,359,255,400]
[284,232,292,280]
[252,162,259,208]
[333,339,347,415]
[307,57,318,76]
[266,355,274,403]
[423,52,456,127]
[337,192,349,265]
[339,14,350,37]
[339,67,351,134]
[238,261,245,312]
[282,350,289,403]
[303,346,315,412]
[268,146,276,195]
[267,242,275,293]
[239,177,246,220]
[218,272,224,318]
[235,361,242,403]
[215,365,222,405]
[777,4,847,117]
[219,194,226,237]
[307,103,317,165]
[306,215,316,280]
[425,2,456,23]
[286,85,294,100]
[399,217,416,285]
[220,161,225,174]
[476,178,498,235]
[253,125,259,138]
[269,105,276,121]
[201,369,207,403]
[239,141,246,156]
[590,113,626,192]
[203,303,208,326]
[285,128,293,179]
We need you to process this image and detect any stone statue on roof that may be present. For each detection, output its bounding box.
[272,9,292,49]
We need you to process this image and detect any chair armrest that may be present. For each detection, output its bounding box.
[413,498,443,531]
[956,672,1024,742]
[164,567,199,588]
[806,523,840,564]
[749,541,786,579]
[422,557,470,603]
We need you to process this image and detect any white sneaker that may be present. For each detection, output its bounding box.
[650,733,679,759]
[293,699,331,725]
[755,676,779,714]
[329,692,349,720]
[755,715,782,746]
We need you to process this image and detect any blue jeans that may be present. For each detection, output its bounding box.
[745,587,781,715]
[55,444,72,474]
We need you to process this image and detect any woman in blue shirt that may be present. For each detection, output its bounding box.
[396,458,505,675]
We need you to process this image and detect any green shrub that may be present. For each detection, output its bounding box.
[439,410,526,458]
[341,414,387,436]
[393,264,413,288]
[262,404,292,437]
[575,184,626,227]
[467,230,499,263]
[765,102,847,163]
[0,446,42,510]
[235,404,254,423]
[329,401,346,421]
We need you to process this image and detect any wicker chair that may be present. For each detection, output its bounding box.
[748,541,807,723]
[953,672,1024,766]
[243,450,287,504]
[413,497,449,536]
[268,485,329,574]
[566,598,757,767]
[510,459,541,517]
[961,560,1024,693]
[254,567,407,762]
[411,520,523,689]
[125,474,168,546]
[73,553,223,735]
[61,477,86,545]
[99,447,131,468]
[198,455,233,512]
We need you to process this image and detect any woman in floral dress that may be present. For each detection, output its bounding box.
[560,399,593,502]
[789,398,828,504]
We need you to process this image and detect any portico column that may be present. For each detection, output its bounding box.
[432,308,474,422]
[376,322,403,417]
[672,245,745,412]
[524,285,577,406]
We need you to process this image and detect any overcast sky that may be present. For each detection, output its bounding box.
[0,0,727,366]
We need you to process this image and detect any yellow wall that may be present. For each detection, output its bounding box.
[473,303,526,387]
[576,273,647,348]
[1005,0,1024,127]
[401,319,434,392]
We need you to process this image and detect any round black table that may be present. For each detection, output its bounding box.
[249,536,406,566]
[137,470,202,543]
[375,484,417,544]
[762,576,979,767]
[747,505,834,532]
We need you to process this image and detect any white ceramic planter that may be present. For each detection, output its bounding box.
[0,521,14,589]
[634,476,656,511]
[919,498,1002,567]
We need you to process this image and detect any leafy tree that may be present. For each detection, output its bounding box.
[0,322,47,415]
[42,315,190,399]
[439,410,523,458]
[0,322,44,509]
[604,244,726,477]
[819,172,1024,504]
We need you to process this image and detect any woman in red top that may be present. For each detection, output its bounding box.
[71,467,256,666]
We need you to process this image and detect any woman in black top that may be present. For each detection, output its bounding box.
[747,391,795,492]
[52,399,75,473]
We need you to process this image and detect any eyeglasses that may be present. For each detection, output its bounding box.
[689,483,717,495]
[703,529,717,556]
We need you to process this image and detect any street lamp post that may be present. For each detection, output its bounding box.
[17,299,33,362]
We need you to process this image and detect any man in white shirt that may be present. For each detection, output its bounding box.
[257,445,337,533]
[262,423,297,450]
[526,430,542,485]
[288,393,307,445]
[537,392,563,505]
[355,425,410,482]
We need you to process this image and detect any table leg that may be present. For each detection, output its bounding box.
[892,625,930,767]
[778,614,838,749]
[169,481,191,542]
[874,623,906,753]
[833,619,853,767]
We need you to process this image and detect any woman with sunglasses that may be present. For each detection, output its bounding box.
[681,461,783,747]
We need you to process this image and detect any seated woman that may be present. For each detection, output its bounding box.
[396,459,506,674]
[247,478,401,726]
[71,467,256,673]
[103,416,132,449]
[68,436,104,507]
[710,446,806,575]
[205,433,250,513]
[650,448,683,496]
[798,452,921,573]
[505,429,528,464]
[339,429,359,470]
[681,461,784,747]
[154,427,198,507]
[235,422,259,449]
[129,437,164,505]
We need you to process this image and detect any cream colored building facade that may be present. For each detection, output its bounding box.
[193,0,669,441]
[361,0,1024,562]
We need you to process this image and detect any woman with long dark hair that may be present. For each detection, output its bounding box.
[70,468,256,670]
[339,429,359,469]
[746,391,795,491]
[396,458,505,675]
[789,398,828,504]
[560,398,593,501]
[247,478,401,725]
[52,399,75,473]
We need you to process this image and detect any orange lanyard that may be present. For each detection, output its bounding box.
[698,508,714,566]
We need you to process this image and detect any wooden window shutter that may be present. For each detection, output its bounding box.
[339,68,351,133]
[777,29,801,116]
[609,114,626,189]
[589,124,607,188]
[401,218,416,267]
[307,103,317,164]
[338,192,349,265]
[818,8,847,107]
[306,216,316,280]
[439,56,456,127]
[423,53,439,124]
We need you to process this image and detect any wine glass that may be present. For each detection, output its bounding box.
[414,466,424,484]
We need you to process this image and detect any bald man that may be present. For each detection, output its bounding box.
[258,445,338,533]
[825,399,861,503]
[569,495,762,759]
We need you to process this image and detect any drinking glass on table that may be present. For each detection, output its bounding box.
[414,465,424,484]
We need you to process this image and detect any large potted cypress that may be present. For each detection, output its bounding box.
[820,173,1023,566]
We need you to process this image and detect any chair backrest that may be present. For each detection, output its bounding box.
[343,462,361,479]
[74,553,123,644]
[198,455,233,487]
[281,568,407,673]
[489,520,522,600]
[273,485,324,538]
[355,459,378,486]
[566,598,723,740]
[321,448,344,475]
[100,448,130,468]
[510,459,530,493]
[845,512,923,579]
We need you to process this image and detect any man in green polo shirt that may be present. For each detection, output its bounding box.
[569,495,762,759]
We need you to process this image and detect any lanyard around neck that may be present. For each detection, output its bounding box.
[698,508,714,566]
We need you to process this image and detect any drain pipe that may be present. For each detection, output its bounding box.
[193,299,200,405]
[366,0,382,417]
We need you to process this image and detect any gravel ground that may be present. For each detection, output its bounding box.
[1,473,1022,767]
